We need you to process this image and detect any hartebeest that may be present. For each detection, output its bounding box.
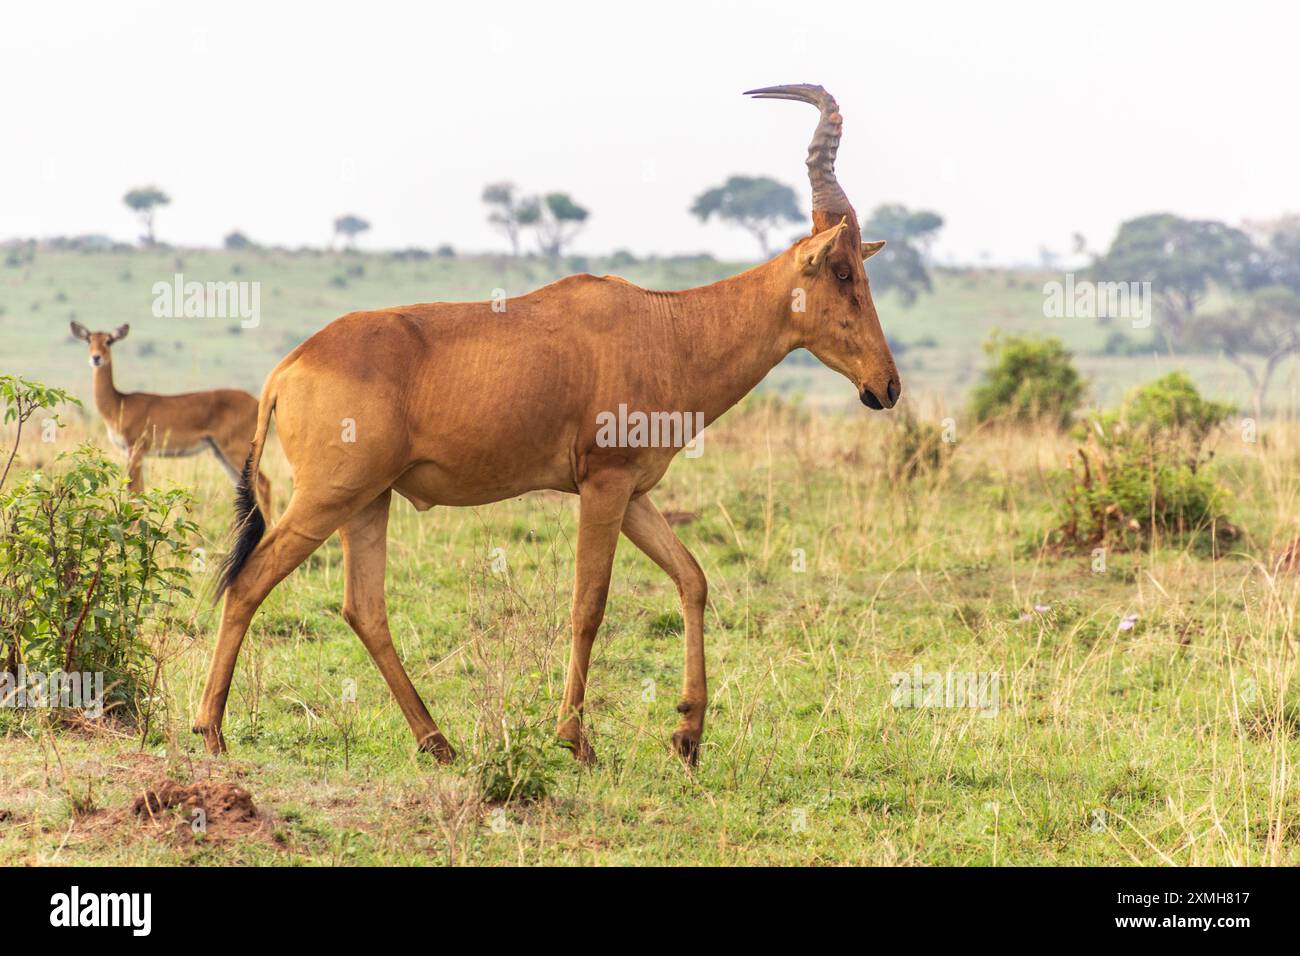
[196,84,899,765]
[70,321,272,507]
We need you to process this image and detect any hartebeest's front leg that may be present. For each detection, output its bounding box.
[621,495,708,765]
[557,469,637,763]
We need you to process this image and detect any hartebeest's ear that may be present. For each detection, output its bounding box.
[108,324,130,344]
[798,219,850,276]
[70,321,91,341]
[861,240,886,261]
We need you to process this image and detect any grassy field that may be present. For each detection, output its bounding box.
[1,394,1298,865]
[2,247,1299,865]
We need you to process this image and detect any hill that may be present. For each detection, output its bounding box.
[2,248,1290,417]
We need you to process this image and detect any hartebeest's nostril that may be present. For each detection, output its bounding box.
[860,387,883,410]
[887,379,900,406]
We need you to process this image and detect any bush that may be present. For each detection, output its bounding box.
[1100,330,1158,356]
[476,720,565,803]
[969,334,1084,429]
[885,407,952,481]
[1121,371,1234,447]
[0,377,197,723]
[1053,372,1236,553]
[388,247,430,262]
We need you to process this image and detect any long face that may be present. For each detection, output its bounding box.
[789,215,900,409]
[748,84,901,410]
[70,321,129,368]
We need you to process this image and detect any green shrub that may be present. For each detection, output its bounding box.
[885,407,952,481]
[1053,372,1236,552]
[0,377,197,723]
[476,720,565,803]
[1119,371,1234,447]
[969,334,1085,429]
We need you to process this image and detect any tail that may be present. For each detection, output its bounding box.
[215,374,278,600]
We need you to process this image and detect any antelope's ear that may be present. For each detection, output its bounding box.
[861,240,886,261]
[108,324,130,344]
[70,321,90,341]
[798,220,849,276]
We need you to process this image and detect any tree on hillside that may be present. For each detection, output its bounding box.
[1092,213,1266,344]
[522,192,589,259]
[333,215,371,250]
[860,203,945,306]
[123,186,170,246]
[1247,215,1300,294]
[482,181,526,256]
[1190,286,1300,417]
[690,175,802,257]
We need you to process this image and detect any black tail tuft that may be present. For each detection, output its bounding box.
[215,452,266,601]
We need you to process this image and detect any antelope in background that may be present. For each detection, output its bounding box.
[70,321,272,507]
[196,84,899,766]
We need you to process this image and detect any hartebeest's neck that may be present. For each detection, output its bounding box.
[92,362,125,425]
[654,255,801,426]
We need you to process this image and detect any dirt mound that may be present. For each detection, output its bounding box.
[131,779,265,841]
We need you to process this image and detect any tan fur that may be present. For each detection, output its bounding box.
[193,87,900,765]
[70,322,271,508]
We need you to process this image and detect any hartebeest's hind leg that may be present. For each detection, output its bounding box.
[556,469,637,763]
[621,495,708,765]
[193,495,341,753]
[339,490,454,761]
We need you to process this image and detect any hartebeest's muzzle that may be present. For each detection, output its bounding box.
[860,378,900,410]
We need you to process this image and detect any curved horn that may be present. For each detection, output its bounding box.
[744,83,850,215]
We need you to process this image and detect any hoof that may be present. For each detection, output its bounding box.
[671,730,701,767]
[557,734,597,766]
[418,732,456,764]
[191,723,227,755]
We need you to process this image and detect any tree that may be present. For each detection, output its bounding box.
[523,193,589,259]
[690,175,801,257]
[1248,215,1300,294]
[1092,213,1267,344]
[224,231,255,250]
[123,186,170,246]
[333,215,371,250]
[1190,286,1300,417]
[482,182,526,256]
[860,203,945,306]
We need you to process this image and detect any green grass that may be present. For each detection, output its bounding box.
[1,400,1297,865]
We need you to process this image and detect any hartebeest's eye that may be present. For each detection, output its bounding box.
[835,268,851,281]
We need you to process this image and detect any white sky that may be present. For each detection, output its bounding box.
[2,0,1296,264]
